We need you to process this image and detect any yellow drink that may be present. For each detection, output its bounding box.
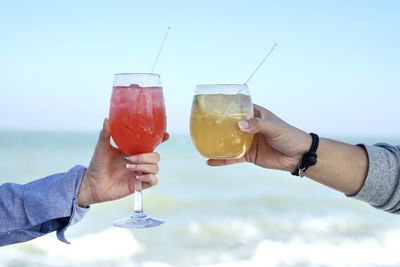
[190,93,254,159]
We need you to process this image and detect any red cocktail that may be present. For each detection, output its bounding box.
[110,73,166,228]
[110,84,166,155]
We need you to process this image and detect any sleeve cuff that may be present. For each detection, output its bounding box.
[23,165,87,227]
[350,144,400,208]
[56,199,90,244]
[23,165,87,244]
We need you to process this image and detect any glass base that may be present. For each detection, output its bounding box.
[113,211,164,228]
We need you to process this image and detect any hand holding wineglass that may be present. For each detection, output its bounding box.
[78,118,162,207]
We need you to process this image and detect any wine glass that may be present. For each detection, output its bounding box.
[109,73,166,228]
[190,84,254,159]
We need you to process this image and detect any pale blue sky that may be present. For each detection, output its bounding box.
[0,0,399,136]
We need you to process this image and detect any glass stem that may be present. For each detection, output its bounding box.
[134,172,144,213]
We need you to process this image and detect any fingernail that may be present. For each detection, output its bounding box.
[136,175,145,180]
[238,120,250,130]
[125,155,138,162]
[126,163,137,169]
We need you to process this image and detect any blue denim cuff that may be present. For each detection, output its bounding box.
[23,165,87,243]
[56,165,89,244]
[57,199,90,244]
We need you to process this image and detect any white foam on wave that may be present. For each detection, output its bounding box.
[141,262,171,267]
[0,228,143,266]
[40,228,141,261]
[276,215,367,235]
[297,216,363,233]
[200,229,400,267]
[188,219,260,243]
[2,216,399,267]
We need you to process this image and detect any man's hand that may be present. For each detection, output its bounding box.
[207,104,311,172]
[78,118,162,207]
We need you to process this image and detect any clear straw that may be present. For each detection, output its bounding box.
[245,42,277,85]
[222,42,277,117]
[150,27,171,73]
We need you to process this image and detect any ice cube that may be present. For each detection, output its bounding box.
[129,83,141,89]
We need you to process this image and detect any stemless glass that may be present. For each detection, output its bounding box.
[190,84,254,159]
[109,73,166,228]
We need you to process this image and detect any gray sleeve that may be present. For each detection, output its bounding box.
[350,144,400,213]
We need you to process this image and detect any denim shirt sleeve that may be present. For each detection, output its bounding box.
[0,165,90,247]
[349,144,400,213]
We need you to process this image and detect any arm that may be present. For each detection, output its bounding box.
[305,138,368,195]
[0,166,88,246]
[0,118,163,247]
[208,104,400,213]
[308,141,400,212]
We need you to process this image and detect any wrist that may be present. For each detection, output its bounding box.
[285,131,313,172]
[291,133,319,176]
[77,173,95,207]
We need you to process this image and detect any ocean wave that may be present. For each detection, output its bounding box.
[1,217,399,267]
[187,219,260,242]
[1,228,144,267]
[251,233,400,267]
[199,229,400,267]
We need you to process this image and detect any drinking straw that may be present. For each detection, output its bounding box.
[150,27,171,73]
[245,42,277,85]
[223,42,277,117]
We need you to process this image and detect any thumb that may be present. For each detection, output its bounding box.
[238,117,271,135]
[99,118,111,143]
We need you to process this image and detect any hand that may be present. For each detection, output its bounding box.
[207,104,312,172]
[77,118,165,207]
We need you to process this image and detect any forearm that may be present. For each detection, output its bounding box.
[303,139,400,213]
[304,138,368,195]
[239,106,400,213]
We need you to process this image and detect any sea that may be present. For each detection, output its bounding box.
[1,130,400,267]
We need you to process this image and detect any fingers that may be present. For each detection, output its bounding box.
[125,152,161,177]
[253,104,269,118]
[127,174,158,191]
[126,163,159,175]
[238,103,283,137]
[238,103,269,135]
[125,152,160,164]
[137,174,159,189]
[207,158,245,167]
[253,104,271,118]
[238,117,270,135]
